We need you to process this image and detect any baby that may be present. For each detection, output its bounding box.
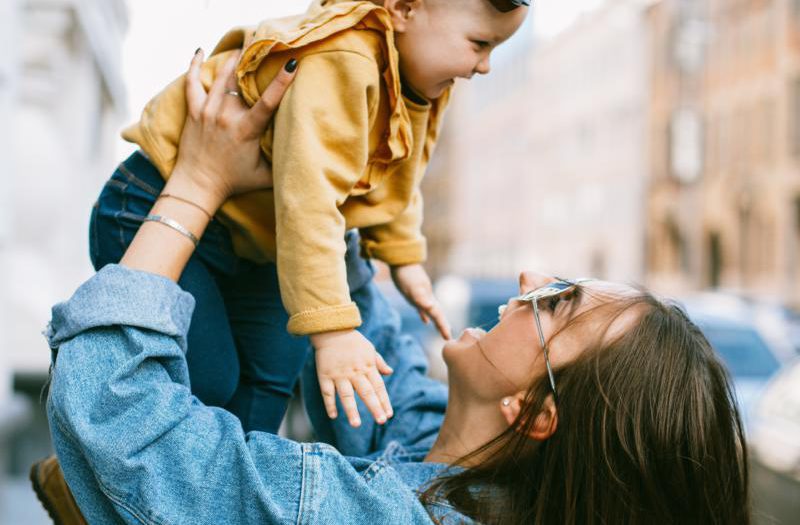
[93,0,528,432]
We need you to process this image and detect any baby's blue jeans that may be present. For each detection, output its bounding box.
[89,151,371,433]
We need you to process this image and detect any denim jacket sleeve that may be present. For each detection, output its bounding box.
[45,265,436,525]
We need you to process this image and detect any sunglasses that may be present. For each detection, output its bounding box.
[498,278,593,401]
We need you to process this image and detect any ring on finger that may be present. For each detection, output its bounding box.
[225,90,241,98]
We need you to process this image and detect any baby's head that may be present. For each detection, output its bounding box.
[379,0,529,99]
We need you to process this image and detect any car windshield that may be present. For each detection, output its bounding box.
[700,324,782,378]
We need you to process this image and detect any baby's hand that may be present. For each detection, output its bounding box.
[391,264,452,340]
[311,329,394,427]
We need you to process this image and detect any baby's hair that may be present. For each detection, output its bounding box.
[486,0,530,12]
[373,0,528,13]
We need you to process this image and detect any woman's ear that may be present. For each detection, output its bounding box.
[383,0,423,32]
[499,393,558,441]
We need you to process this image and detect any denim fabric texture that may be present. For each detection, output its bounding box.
[89,151,371,433]
[44,264,472,524]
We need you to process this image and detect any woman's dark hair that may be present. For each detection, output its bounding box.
[420,290,750,524]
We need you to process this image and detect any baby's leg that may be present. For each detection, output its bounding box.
[219,261,310,433]
[89,151,240,407]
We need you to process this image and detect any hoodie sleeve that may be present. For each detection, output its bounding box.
[270,50,381,335]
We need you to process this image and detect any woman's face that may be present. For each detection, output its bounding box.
[442,271,640,402]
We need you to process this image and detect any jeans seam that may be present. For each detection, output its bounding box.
[90,203,100,264]
[118,191,129,251]
[118,161,161,197]
[104,179,127,192]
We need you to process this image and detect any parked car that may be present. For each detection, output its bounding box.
[678,300,797,523]
[748,358,800,525]
[681,292,800,359]
[680,300,788,427]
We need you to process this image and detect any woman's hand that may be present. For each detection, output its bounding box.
[120,50,296,282]
[169,49,298,213]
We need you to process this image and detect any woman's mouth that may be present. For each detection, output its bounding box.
[462,327,487,341]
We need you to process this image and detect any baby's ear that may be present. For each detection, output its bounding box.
[499,393,558,441]
[383,0,423,32]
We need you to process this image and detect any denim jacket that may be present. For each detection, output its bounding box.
[44,261,473,524]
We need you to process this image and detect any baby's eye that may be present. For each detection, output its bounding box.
[472,40,490,50]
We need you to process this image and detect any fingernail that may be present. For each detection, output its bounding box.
[353,418,361,427]
[195,47,202,56]
[387,410,394,418]
[284,58,298,73]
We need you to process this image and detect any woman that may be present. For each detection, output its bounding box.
[38,51,750,524]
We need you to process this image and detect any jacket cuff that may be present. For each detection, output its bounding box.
[45,264,195,351]
[360,238,427,266]
[287,303,362,336]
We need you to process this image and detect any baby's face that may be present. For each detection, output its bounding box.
[391,0,528,100]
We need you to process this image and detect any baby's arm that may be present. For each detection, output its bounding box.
[270,50,379,336]
[269,51,396,426]
[361,189,451,340]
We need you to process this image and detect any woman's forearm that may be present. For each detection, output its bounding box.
[119,167,225,282]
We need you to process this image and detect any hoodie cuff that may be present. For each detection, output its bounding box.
[44,264,195,352]
[359,238,427,266]
[287,302,362,336]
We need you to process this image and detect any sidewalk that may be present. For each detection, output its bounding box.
[1,476,50,525]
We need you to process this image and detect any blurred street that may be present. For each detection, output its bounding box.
[1,478,50,525]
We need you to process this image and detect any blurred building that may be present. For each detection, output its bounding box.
[423,0,651,282]
[645,0,707,293]
[646,0,800,305]
[0,0,127,400]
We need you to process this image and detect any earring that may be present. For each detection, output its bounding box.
[502,398,510,407]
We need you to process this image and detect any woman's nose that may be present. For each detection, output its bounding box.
[518,271,555,295]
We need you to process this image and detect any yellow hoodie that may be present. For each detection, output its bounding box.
[121,0,450,335]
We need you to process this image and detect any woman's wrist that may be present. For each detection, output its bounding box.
[164,166,229,215]
[119,184,215,282]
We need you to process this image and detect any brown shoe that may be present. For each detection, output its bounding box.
[29,455,88,525]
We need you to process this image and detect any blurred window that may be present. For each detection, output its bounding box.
[701,324,781,378]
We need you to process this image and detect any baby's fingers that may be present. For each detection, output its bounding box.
[336,379,361,427]
[418,310,430,324]
[375,352,393,376]
[353,375,387,425]
[319,377,338,419]
[425,302,452,340]
[368,367,393,420]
